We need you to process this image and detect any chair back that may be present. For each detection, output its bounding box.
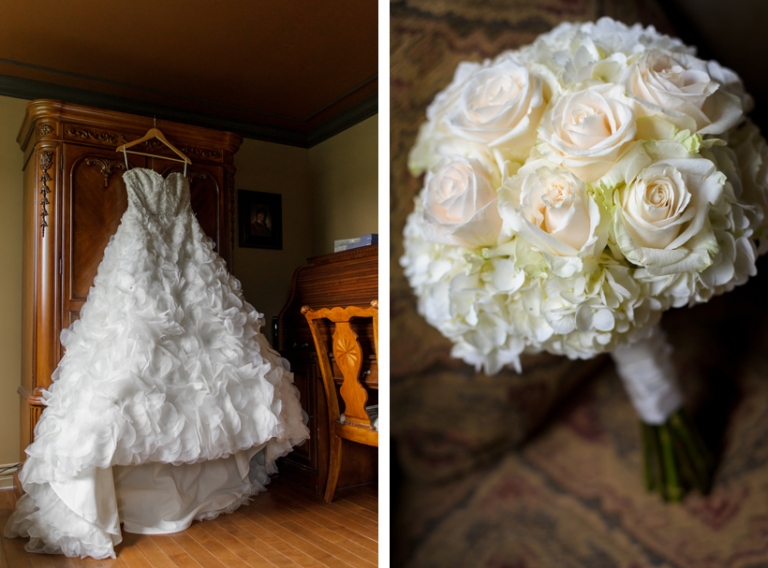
[302,301,378,431]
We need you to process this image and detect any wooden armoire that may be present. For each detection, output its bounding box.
[17,100,242,469]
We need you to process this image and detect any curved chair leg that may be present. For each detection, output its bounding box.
[324,434,343,503]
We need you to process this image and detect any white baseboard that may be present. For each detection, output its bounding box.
[0,462,20,488]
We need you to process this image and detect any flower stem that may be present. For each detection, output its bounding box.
[640,408,713,502]
[658,423,683,502]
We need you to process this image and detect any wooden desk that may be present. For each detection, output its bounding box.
[277,245,378,492]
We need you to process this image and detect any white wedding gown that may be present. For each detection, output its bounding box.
[3,168,309,559]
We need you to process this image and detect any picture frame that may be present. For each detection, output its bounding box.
[238,190,283,250]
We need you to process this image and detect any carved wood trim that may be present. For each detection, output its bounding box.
[66,126,127,146]
[188,171,210,184]
[39,150,53,237]
[29,404,43,445]
[43,124,226,166]
[138,139,164,151]
[21,101,243,156]
[18,385,45,406]
[84,157,127,188]
[118,140,222,162]
[30,404,43,423]
[179,145,221,160]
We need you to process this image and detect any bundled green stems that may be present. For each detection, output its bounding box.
[641,408,714,502]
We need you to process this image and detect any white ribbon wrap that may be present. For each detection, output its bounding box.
[611,325,683,425]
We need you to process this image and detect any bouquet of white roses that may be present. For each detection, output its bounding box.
[401,17,768,501]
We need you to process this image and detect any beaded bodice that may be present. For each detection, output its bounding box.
[123,168,190,218]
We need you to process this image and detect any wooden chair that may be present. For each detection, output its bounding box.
[301,301,379,502]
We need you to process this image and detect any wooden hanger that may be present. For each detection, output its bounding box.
[116,118,191,165]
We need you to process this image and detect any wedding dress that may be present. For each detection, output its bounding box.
[3,168,309,559]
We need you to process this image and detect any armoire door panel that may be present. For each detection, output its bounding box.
[67,306,83,328]
[189,169,222,253]
[64,146,136,304]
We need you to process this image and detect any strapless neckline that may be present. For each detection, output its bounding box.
[123,167,190,219]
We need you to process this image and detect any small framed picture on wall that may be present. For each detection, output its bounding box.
[238,190,283,250]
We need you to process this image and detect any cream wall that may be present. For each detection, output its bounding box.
[0,97,377,468]
[233,116,379,332]
[308,115,378,254]
[232,139,314,340]
[0,96,27,474]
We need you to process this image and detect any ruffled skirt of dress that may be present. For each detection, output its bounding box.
[3,200,309,559]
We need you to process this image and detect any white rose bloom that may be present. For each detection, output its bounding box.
[636,186,757,309]
[420,157,503,248]
[614,157,724,275]
[446,60,545,156]
[408,61,486,174]
[625,50,743,135]
[427,61,484,123]
[499,163,607,276]
[538,84,637,182]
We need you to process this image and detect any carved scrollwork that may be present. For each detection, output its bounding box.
[39,151,53,237]
[179,146,220,160]
[84,157,127,188]
[138,139,165,151]
[39,124,54,136]
[67,127,127,146]
[187,171,210,184]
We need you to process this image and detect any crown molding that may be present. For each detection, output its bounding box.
[0,74,376,148]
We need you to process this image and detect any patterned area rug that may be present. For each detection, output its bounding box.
[391,0,768,566]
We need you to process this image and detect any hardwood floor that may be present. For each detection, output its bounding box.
[0,479,378,567]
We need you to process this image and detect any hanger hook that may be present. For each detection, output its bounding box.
[153,116,157,129]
